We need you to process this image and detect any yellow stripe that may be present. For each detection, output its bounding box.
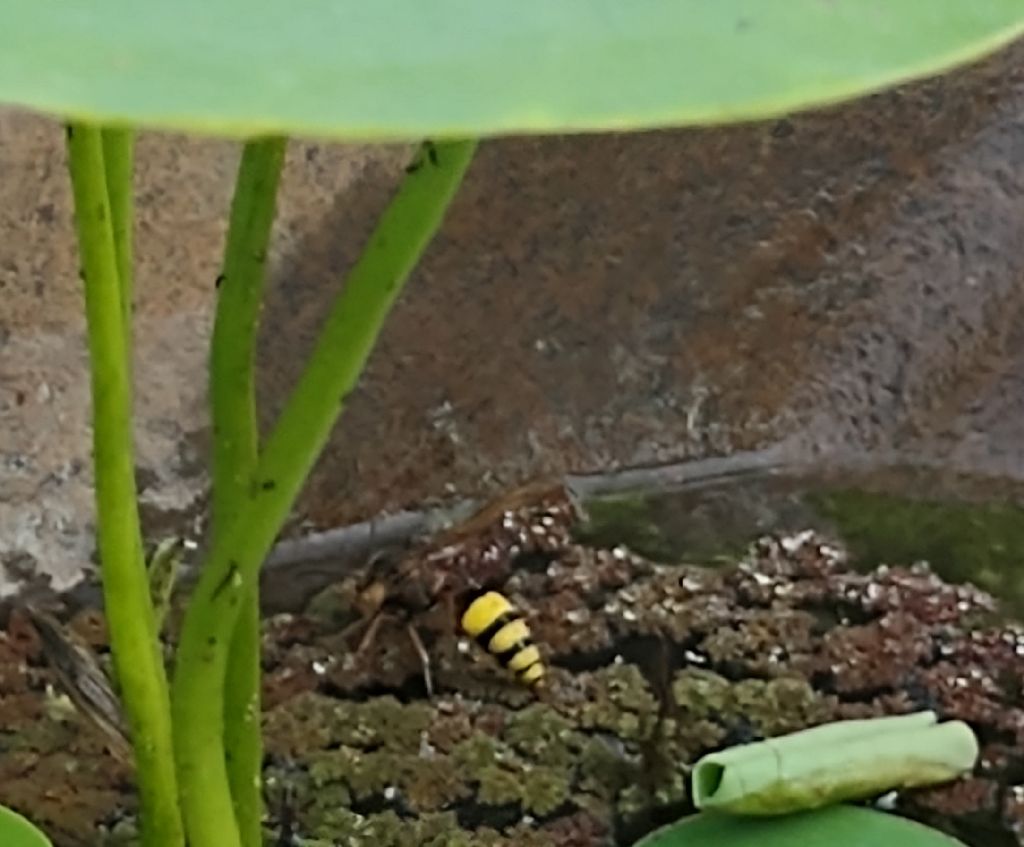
[507,645,541,672]
[488,618,530,654]
[519,663,545,685]
[461,591,512,636]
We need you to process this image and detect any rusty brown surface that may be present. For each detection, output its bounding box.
[2,42,1024,590]
[268,40,1024,530]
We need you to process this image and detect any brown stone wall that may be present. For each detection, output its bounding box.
[2,42,1024,592]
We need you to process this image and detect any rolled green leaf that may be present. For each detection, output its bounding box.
[693,711,978,815]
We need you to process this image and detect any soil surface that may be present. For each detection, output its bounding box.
[2,483,1024,846]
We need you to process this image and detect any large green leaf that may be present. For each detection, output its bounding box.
[634,806,966,847]
[0,2,1023,139]
[0,806,53,847]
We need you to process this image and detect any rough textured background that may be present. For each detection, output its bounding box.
[3,41,1024,594]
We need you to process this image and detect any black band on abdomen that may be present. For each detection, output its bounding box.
[474,609,516,651]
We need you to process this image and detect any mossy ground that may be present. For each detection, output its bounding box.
[2,493,1024,846]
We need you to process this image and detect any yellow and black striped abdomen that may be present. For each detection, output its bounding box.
[460,591,545,687]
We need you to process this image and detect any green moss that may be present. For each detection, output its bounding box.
[578,735,636,798]
[452,732,507,771]
[648,765,688,808]
[747,677,835,737]
[299,808,468,846]
[576,663,659,738]
[616,782,653,818]
[259,479,1024,844]
[265,693,434,758]
[477,764,524,806]
[454,757,571,833]
[307,747,355,785]
[503,704,581,767]
[574,494,678,562]
[335,696,434,750]
[810,489,1024,617]
[404,757,470,811]
[577,471,1024,619]
[521,765,572,816]
[422,829,499,847]
[672,668,734,716]
[671,671,833,743]
[305,747,468,813]
[303,753,355,806]
[340,751,400,800]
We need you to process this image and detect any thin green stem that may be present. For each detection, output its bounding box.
[66,122,183,847]
[172,139,477,847]
[99,128,151,646]
[223,600,262,844]
[211,137,287,847]
[100,128,135,344]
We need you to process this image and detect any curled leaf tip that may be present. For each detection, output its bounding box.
[693,711,978,815]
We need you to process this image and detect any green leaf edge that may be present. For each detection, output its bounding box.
[632,806,968,847]
[3,15,1023,141]
[0,805,53,847]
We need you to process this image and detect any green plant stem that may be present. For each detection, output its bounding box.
[99,128,151,646]
[100,128,135,342]
[66,122,183,847]
[211,137,287,847]
[172,139,477,847]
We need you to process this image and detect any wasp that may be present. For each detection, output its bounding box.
[345,479,580,695]
[461,590,546,687]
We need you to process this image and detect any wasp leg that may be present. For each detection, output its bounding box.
[428,589,461,685]
[336,617,363,645]
[441,589,457,636]
[337,609,394,659]
[406,623,434,698]
[356,611,395,655]
[441,589,459,659]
